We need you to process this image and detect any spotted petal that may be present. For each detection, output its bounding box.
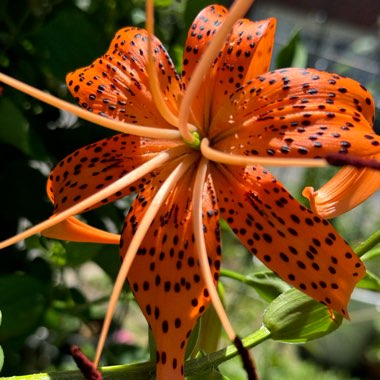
[182,4,228,129]
[211,68,380,159]
[67,27,182,128]
[182,5,276,131]
[47,134,180,214]
[209,17,276,119]
[122,163,221,378]
[211,163,365,317]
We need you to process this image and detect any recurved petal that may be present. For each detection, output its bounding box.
[122,162,221,378]
[211,68,380,160]
[41,216,120,244]
[211,163,365,317]
[303,154,380,218]
[67,27,182,128]
[47,134,180,214]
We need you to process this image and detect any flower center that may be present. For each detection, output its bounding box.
[183,130,201,150]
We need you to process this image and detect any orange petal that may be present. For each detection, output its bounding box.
[122,162,221,378]
[211,68,380,160]
[66,27,182,128]
[303,154,380,218]
[47,134,180,214]
[212,164,365,318]
[182,4,229,129]
[42,216,120,244]
[210,17,276,119]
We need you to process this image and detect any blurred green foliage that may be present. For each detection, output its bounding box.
[0,0,379,379]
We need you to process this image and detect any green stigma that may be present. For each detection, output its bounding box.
[184,131,201,150]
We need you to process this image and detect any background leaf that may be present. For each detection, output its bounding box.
[263,288,343,343]
[0,274,49,340]
[0,98,30,155]
[275,30,308,68]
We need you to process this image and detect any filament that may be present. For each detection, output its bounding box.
[0,73,181,140]
[145,0,180,127]
[192,157,236,341]
[0,146,189,249]
[178,0,255,144]
[201,138,328,167]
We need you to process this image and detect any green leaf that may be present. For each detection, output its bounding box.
[0,311,3,372]
[0,344,3,373]
[244,271,291,302]
[360,247,380,262]
[0,97,30,155]
[187,367,227,380]
[263,288,342,343]
[276,31,308,69]
[0,274,49,340]
[221,269,290,303]
[357,270,380,291]
[36,8,107,78]
[154,0,173,7]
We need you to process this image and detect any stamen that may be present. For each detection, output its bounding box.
[0,73,181,140]
[145,0,180,127]
[193,158,258,379]
[201,138,328,167]
[178,0,255,144]
[192,157,236,341]
[326,153,380,170]
[0,146,189,250]
[93,153,197,367]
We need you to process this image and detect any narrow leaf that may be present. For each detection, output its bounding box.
[357,270,380,291]
[276,30,308,68]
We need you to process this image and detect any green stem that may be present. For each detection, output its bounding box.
[220,267,247,282]
[355,228,380,257]
[1,327,271,380]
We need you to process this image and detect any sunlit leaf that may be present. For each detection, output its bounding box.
[361,247,380,262]
[154,0,173,7]
[357,270,380,291]
[0,311,3,372]
[276,30,308,68]
[263,288,342,343]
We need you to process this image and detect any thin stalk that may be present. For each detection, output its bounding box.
[355,228,380,257]
[1,327,271,380]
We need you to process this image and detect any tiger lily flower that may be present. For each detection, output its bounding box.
[1,0,380,378]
